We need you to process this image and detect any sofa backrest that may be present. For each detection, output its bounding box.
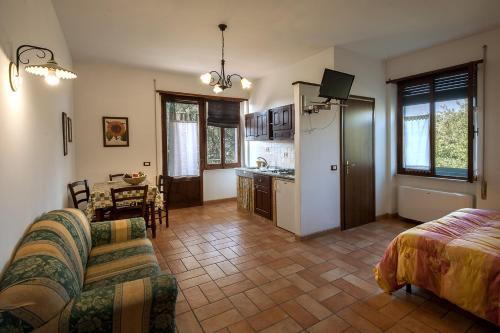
[0,209,91,331]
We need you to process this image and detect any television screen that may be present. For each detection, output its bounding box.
[319,69,355,100]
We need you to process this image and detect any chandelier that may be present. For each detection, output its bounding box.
[200,24,252,93]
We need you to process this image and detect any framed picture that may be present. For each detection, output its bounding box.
[102,116,129,147]
[62,112,68,156]
[67,117,73,142]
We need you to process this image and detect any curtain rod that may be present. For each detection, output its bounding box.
[386,59,484,84]
[156,89,248,102]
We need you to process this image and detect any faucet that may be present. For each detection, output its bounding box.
[256,157,268,169]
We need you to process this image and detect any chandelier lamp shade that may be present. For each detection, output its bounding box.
[9,44,77,91]
[200,24,252,94]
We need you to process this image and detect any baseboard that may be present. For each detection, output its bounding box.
[203,197,237,205]
[375,213,399,221]
[295,227,340,241]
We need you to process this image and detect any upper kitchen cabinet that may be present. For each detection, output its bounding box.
[244,110,271,140]
[271,104,294,140]
[244,104,294,141]
[244,113,256,139]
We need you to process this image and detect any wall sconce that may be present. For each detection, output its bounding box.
[9,44,77,91]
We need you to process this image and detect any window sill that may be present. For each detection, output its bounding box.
[396,173,475,184]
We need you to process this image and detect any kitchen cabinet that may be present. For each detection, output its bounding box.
[271,104,294,140]
[254,174,272,219]
[244,105,294,141]
[244,111,270,140]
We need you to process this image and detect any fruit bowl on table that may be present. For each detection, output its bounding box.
[123,175,147,185]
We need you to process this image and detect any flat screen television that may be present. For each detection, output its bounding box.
[319,69,355,101]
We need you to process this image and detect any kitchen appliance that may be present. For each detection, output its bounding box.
[275,179,296,234]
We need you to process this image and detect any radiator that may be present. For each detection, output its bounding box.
[398,186,474,222]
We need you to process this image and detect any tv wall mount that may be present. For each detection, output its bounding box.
[301,95,348,114]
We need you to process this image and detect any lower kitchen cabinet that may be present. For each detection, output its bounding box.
[254,174,272,219]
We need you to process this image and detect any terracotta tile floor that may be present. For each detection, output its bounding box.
[149,201,497,333]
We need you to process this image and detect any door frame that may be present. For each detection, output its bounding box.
[340,95,376,230]
[160,93,206,208]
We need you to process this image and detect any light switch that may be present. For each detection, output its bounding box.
[331,164,337,171]
[143,162,151,166]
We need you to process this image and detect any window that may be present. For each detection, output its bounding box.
[205,100,241,169]
[397,64,476,181]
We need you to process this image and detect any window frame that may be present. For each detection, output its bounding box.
[396,63,475,182]
[204,124,241,170]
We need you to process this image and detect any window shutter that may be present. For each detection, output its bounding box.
[207,100,240,128]
[434,71,469,102]
[402,82,431,106]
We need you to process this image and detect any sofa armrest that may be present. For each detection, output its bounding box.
[91,217,146,247]
[38,274,177,333]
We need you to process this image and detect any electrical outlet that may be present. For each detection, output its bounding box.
[283,152,289,158]
[143,162,151,166]
[265,147,270,152]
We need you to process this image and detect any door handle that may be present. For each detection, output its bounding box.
[345,160,356,175]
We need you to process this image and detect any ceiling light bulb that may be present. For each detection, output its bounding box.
[45,69,60,86]
[200,73,212,85]
[241,77,252,89]
[213,85,223,94]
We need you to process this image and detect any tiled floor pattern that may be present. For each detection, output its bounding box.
[150,201,497,333]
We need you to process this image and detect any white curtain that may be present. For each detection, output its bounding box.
[168,121,199,177]
[403,104,430,170]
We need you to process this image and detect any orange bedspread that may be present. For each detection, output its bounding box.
[374,208,500,325]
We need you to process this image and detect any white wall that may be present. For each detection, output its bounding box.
[249,48,338,236]
[0,0,75,272]
[333,47,388,216]
[386,27,500,212]
[74,62,248,202]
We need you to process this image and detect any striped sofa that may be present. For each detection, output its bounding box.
[0,208,177,333]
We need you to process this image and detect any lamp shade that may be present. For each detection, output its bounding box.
[25,59,77,80]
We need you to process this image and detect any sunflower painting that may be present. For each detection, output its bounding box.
[102,116,129,147]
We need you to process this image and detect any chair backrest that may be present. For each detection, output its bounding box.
[109,173,125,181]
[111,185,148,218]
[157,175,173,203]
[68,180,90,209]
[0,209,91,330]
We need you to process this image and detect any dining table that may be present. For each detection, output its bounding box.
[86,179,163,237]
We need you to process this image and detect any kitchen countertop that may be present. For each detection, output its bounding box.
[235,167,295,181]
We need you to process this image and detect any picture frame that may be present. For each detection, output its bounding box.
[67,117,73,143]
[62,112,68,156]
[102,116,129,147]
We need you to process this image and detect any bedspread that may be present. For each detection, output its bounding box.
[374,208,500,325]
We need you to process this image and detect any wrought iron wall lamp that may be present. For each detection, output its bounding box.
[9,44,77,91]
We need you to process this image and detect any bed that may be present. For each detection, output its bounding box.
[374,208,500,326]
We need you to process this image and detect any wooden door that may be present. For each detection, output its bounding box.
[256,111,268,139]
[245,113,254,139]
[281,105,293,131]
[254,174,272,219]
[272,107,283,131]
[161,94,204,208]
[341,96,375,230]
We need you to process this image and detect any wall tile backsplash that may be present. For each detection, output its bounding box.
[246,141,295,169]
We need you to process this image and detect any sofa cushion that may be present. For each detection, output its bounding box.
[91,217,146,247]
[0,209,91,330]
[83,238,160,291]
[36,274,178,333]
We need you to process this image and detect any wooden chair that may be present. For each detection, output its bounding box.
[68,180,90,210]
[111,185,149,221]
[109,173,125,181]
[157,175,173,227]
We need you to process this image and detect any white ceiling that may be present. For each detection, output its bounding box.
[52,0,500,78]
